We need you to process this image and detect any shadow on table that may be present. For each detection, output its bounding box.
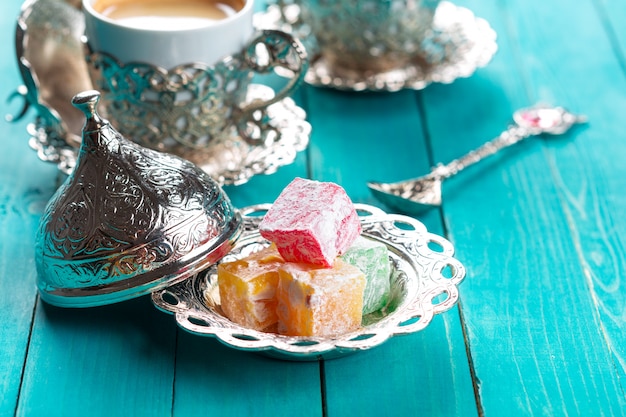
[39,294,177,358]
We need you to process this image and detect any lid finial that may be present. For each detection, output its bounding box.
[72,90,105,132]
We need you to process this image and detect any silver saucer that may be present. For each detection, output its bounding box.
[27,84,311,185]
[152,204,466,360]
[254,1,498,92]
[12,0,310,186]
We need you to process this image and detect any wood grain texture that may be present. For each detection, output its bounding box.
[303,88,429,203]
[600,0,626,67]
[510,0,626,386]
[17,298,177,417]
[0,124,55,416]
[0,1,58,415]
[303,86,478,416]
[426,0,626,414]
[172,331,323,417]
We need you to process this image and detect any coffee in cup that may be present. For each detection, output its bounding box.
[91,0,244,30]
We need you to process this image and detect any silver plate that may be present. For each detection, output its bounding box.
[12,0,310,186]
[254,1,498,92]
[152,204,466,360]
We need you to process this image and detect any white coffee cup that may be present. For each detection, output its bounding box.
[80,0,308,153]
[83,0,255,69]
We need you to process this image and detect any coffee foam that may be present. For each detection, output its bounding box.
[93,0,244,30]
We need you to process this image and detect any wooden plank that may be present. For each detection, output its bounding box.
[508,0,626,390]
[0,0,58,414]
[0,107,55,416]
[304,87,478,416]
[17,297,177,417]
[303,88,431,203]
[173,331,322,417]
[171,89,324,417]
[424,0,626,414]
[323,313,477,417]
[0,131,49,416]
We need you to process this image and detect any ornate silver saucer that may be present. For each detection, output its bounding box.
[10,0,310,185]
[254,1,498,92]
[152,203,466,360]
[27,84,310,185]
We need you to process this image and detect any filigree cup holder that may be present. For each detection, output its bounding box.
[152,204,466,360]
[85,29,308,155]
[35,91,242,308]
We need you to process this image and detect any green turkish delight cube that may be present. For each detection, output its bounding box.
[341,236,391,314]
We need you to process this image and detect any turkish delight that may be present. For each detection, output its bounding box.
[259,177,361,267]
[276,259,365,337]
[217,244,284,332]
[341,236,391,314]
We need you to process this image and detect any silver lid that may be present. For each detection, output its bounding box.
[35,90,242,307]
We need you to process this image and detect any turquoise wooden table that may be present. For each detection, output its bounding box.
[2,0,626,415]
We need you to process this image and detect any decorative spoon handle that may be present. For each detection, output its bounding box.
[367,105,587,215]
[432,106,587,181]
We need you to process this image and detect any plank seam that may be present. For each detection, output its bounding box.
[170,327,180,417]
[13,294,40,417]
[458,300,485,417]
[415,92,436,169]
[319,359,327,417]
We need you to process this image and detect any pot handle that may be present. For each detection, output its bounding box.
[237,29,308,145]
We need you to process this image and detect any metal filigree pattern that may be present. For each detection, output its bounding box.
[27,85,311,185]
[152,204,466,360]
[178,85,310,185]
[12,0,311,186]
[86,54,250,152]
[36,92,241,307]
[86,29,307,151]
[255,1,498,91]
[299,0,439,73]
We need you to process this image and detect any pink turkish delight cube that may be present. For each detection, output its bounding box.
[259,178,361,267]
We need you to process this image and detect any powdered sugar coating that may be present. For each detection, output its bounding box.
[341,236,391,314]
[217,245,284,332]
[276,259,365,337]
[259,178,361,267]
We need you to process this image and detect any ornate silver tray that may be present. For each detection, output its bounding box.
[152,204,466,360]
[254,1,498,92]
[11,0,310,185]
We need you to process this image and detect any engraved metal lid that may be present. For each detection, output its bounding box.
[34,90,242,307]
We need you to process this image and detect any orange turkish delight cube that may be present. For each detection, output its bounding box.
[276,259,366,337]
[217,245,284,332]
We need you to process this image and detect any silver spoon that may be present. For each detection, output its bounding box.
[367,105,587,215]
